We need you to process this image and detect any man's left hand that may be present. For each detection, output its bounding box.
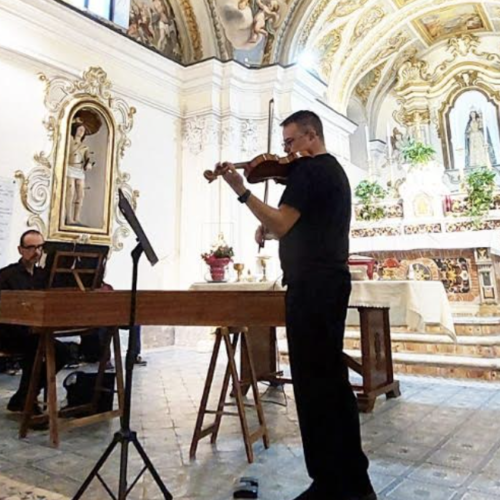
[219,162,246,195]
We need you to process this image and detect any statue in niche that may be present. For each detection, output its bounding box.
[66,114,98,225]
[390,127,408,166]
[64,107,109,229]
[465,109,497,169]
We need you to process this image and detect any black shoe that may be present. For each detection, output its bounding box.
[134,355,147,366]
[346,491,377,500]
[7,399,43,416]
[291,485,319,500]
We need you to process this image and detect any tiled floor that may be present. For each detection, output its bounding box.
[1,347,500,500]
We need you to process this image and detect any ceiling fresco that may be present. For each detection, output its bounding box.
[61,0,500,112]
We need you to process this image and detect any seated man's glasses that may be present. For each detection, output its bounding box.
[22,244,45,251]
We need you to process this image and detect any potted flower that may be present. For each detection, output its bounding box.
[202,243,234,282]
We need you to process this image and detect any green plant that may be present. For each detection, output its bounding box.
[354,180,387,221]
[464,168,496,222]
[401,139,436,165]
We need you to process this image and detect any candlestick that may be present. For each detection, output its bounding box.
[387,123,392,160]
[365,124,371,163]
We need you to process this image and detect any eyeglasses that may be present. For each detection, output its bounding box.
[22,244,45,251]
[282,133,306,149]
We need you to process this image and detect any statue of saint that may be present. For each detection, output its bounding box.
[390,127,406,165]
[464,109,496,169]
[65,113,101,226]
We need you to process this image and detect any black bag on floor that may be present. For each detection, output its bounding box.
[63,371,115,413]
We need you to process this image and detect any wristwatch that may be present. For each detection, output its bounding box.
[237,189,252,203]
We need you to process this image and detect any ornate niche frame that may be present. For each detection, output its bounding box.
[16,67,137,249]
[439,82,500,172]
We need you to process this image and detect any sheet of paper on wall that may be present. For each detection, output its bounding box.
[0,177,15,268]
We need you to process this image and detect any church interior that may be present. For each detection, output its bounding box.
[1,0,500,499]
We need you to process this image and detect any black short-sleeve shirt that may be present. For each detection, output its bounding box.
[0,260,47,291]
[278,153,351,284]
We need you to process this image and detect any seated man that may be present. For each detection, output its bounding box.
[0,229,69,414]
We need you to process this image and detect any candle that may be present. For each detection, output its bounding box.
[365,124,371,162]
[387,124,392,160]
[482,106,491,169]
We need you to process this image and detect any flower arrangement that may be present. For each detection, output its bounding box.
[201,243,234,266]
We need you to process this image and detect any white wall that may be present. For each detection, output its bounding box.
[2,0,360,293]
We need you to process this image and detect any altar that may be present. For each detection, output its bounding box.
[191,280,456,340]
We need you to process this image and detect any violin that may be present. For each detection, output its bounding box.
[203,151,311,185]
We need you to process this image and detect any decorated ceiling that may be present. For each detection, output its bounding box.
[67,0,500,113]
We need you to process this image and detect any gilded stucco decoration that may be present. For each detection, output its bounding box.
[315,25,345,80]
[296,0,330,52]
[355,64,385,105]
[16,67,138,250]
[350,7,385,45]
[327,0,369,22]
[372,31,411,66]
[395,58,430,91]
[179,0,204,61]
[431,34,500,79]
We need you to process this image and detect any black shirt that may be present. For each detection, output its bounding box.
[278,153,351,284]
[0,260,47,291]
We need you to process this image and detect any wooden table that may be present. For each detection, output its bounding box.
[0,288,399,434]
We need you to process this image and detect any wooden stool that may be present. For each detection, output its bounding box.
[190,326,269,463]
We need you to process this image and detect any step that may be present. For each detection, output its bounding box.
[344,349,500,370]
[345,330,500,345]
[344,330,500,358]
[345,349,500,381]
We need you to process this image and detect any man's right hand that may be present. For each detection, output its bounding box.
[255,225,266,246]
[255,225,277,244]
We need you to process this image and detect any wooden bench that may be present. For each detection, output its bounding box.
[239,305,400,413]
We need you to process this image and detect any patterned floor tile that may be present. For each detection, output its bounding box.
[1,347,500,500]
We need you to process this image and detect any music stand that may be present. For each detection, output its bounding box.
[73,190,171,500]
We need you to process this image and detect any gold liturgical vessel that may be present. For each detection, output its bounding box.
[233,263,245,282]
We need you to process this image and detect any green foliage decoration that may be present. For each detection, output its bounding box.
[400,139,436,165]
[464,168,496,223]
[354,180,387,221]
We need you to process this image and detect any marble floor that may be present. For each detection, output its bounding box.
[1,347,500,500]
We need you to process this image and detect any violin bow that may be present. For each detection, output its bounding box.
[259,98,274,252]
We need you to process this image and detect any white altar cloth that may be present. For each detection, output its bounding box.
[347,280,456,340]
[190,279,456,341]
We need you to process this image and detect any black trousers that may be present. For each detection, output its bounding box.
[0,325,69,405]
[285,270,372,498]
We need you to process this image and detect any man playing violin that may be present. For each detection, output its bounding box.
[217,110,376,500]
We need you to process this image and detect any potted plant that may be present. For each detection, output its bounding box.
[464,167,496,223]
[354,180,387,221]
[202,243,234,282]
[400,139,436,166]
